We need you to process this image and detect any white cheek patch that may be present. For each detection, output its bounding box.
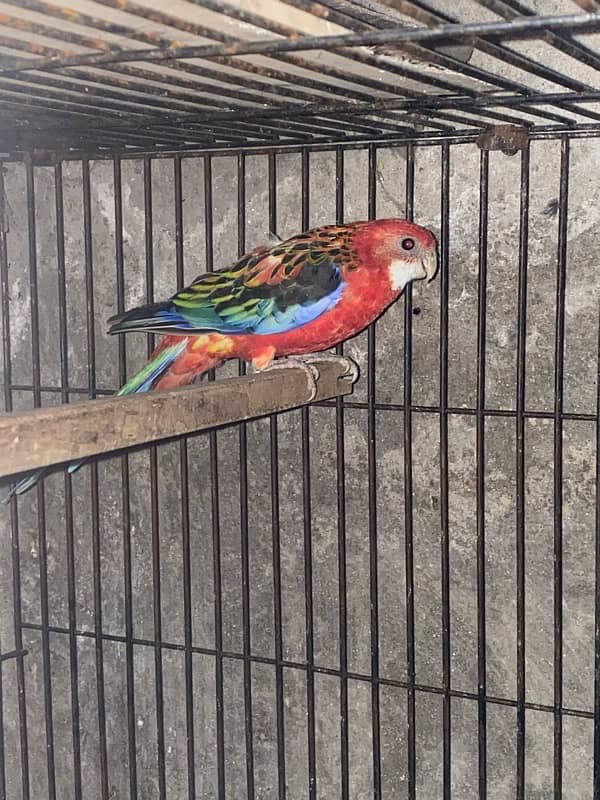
[388,258,425,291]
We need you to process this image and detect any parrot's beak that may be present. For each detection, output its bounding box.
[422,248,439,285]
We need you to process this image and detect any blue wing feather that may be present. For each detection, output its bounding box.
[108,242,347,337]
[253,281,345,334]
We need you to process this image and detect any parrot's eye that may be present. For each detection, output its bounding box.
[401,237,415,251]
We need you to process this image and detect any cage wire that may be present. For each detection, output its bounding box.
[0,0,599,798]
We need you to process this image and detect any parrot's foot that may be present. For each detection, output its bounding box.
[260,354,359,403]
[263,358,320,402]
[298,353,360,384]
[290,353,360,385]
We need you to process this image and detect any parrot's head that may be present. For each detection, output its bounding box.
[352,218,439,293]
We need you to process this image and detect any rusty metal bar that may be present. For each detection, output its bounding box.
[1,12,598,73]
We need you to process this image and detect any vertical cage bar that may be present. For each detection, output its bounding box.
[236,154,245,264]
[174,157,185,290]
[515,145,530,800]
[143,158,155,363]
[403,143,417,800]
[82,159,109,800]
[0,649,4,800]
[1,163,31,800]
[36,340,55,798]
[553,136,569,800]
[236,151,256,800]
[113,157,138,800]
[204,154,226,800]
[300,147,317,800]
[268,150,286,800]
[0,166,9,415]
[55,163,70,407]
[174,154,197,800]
[594,314,600,798]
[439,142,452,800]
[142,156,167,800]
[25,161,42,409]
[55,160,83,800]
[1,165,31,800]
[82,162,97,400]
[26,159,57,800]
[8,493,29,800]
[335,144,350,800]
[476,149,489,800]
[367,143,382,800]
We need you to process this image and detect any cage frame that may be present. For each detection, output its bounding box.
[0,1,599,799]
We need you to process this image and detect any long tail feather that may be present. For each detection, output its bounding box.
[5,338,190,500]
[5,468,52,500]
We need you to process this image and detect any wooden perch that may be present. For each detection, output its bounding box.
[0,357,356,479]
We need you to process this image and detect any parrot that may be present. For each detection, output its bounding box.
[7,218,438,498]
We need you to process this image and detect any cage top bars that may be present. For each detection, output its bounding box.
[0,0,598,159]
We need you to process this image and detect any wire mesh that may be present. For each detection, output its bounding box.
[0,1,599,799]
[0,132,598,798]
[0,1,597,156]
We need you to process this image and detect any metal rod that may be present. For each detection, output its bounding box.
[300,147,317,800]
[268,150,287,800]
[553,136,569,800]
[0,649,27,665]
[1,161,31,800]
[142,156,167,800]
[236,151,256,800]
[476,148,489,800]
[0,166,14,797]
[82,159,110,800]
[25,158,58,800]
[5,125,600,167]
[173,153,196,800]
[367,143,382,800]
[3,13,598,73]
[16,618,598,719]
[203,154,226,800]
[403,142,417,800]
[56,218,76,800]
[594,309,600,796]
[8,88,600,159]
[440,141,451,800]
[0,648,4,800]
[515,144,530,800]
[335,144,350,800]
[54,156,84,799]
[113,157,138,800]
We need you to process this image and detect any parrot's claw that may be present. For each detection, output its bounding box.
[287,353,360,385]
[264,358,320,402]
[314,354,360,384]
[262,354,359,403]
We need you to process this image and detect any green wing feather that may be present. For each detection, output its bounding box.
[108,225,359,336]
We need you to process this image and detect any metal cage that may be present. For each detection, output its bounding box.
[0,1,599,798]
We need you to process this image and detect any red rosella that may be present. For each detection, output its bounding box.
[9,218,437,497]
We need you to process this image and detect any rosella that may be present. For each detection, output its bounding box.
[9,218,438,497]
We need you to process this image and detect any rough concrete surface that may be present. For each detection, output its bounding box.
[0,68,599,800]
